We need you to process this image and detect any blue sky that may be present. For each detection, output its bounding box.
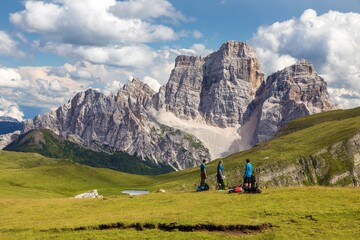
[0,0,360,120]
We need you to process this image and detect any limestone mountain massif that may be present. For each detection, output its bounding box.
[23,41,334,171]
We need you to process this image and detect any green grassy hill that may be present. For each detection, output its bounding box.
[276,107,360,137]
[4,129,173,175]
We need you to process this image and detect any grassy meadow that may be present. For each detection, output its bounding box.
[0,150,359,239]
[1,186,359,239]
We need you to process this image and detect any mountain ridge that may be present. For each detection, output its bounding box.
[25,79,210,170]
[0,116,24,135]
[23,41,334,170]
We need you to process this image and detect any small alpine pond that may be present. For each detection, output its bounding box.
[121,190,150,196]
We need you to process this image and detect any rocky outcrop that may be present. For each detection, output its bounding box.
[156,41,264,127]
[243,60,334,145]
[25,79,210,170]
[73,189,103,198]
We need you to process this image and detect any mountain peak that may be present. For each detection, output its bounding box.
[157,40,264,127]
[218,41,257,58]
[174,55,205,67]
[119,78,155,98]
[130,77,144,85]
[284,59,317,77]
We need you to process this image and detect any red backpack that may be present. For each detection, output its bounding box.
[234,186,242,193]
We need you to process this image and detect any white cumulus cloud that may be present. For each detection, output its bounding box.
[0,98,24,121]
[143,76,162,92]
[0,65,91,112]
[110,0,189,22]
[0,31,25,57]
[9,0,207,89]
[250,9,360,109]
[10,0,180,45]
[164,43,213,58]
[42,43,157,68]
[5,1,213,115]
[0,67,29,88]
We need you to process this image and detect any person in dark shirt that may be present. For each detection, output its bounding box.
[200,159,207,186]
[217,160,225,190]
[243,158,252,189]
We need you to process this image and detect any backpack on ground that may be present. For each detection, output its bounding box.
[196,183,209,192]
[243,175,262,194]
[228,185,243,193]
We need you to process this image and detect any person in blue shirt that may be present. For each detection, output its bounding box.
[243,158,253,189]
[217,160,225,190]
[200,159,207,187]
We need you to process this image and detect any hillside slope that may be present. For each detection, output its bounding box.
[276,107,360,137]
[4,129,174,175]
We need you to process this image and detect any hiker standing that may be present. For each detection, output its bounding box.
[243,158,252,189]
[217,160,225,190]
[200,159,207,186]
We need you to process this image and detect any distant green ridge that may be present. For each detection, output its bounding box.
[4,129,174,175]
[276,107,360,137]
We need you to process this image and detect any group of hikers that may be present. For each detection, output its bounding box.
[199,158,259,193]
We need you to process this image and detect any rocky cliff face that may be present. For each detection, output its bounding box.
[155,55,205,120]
[25,79,210,170]
[156,41,264,127]
[242,60,334,145]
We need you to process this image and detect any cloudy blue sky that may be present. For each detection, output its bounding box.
[0,0,360,120]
